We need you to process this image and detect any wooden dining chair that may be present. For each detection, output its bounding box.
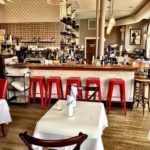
[19,131,88,150]
[75,86,100,101]
[0,79,9,137]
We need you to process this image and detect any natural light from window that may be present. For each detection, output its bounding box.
[146,23,150,59]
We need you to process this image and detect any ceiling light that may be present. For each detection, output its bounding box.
[0,0,4,4]
[47,0,65,5]
[0,0,12,4]
[106,0,116,35]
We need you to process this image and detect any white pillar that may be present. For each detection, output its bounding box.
[95,0,100,57]
[99,0,105,56]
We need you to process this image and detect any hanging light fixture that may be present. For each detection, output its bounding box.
[47,0,65,5]
[0,0,12,4]
[106,0,116,35]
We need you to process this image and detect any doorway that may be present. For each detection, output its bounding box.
[86,39,96,64]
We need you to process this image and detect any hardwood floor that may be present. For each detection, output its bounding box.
[103,107,150,150]
[0,103,150,150]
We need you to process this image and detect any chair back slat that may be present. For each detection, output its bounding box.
[19,132,88,150]
[75,86,99,101]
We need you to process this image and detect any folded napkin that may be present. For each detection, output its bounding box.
[70,86,77,107]
[11,80,29,91]
[67,95,74,117]
[0,99,12,124]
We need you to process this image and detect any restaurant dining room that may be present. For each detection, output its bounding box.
[0,0,150,150]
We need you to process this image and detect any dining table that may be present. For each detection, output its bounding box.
[33,100,108,150]
[0,99,12,136]
[0,99,12,124]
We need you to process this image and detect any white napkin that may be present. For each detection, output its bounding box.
[70,86,77,107]
[67,95,74,117]
[11,80,29,91]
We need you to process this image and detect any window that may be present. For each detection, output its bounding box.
[146,23,150,58]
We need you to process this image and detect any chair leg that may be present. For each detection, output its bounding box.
[96,82,101,102]
[148,84,150,112]
[131,81,137,110]
[120,84,126,115]
[137,83,143,108]
[45,81,49,105]
[39,80,45,109]
[56,81,61,100]
[66,82,71,99]
[48,82,52,104]
[77,81,82,100]
[27,80,32,108]
[1,124,6,137]
[106,84,114,114]
[33,82,37,103]
[60,80,64,99]
[85,82,90,101]
[142,83,145,115]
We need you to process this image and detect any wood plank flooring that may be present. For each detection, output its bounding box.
[0,103,150,150]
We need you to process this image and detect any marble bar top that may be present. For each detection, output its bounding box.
[7,63,138,71]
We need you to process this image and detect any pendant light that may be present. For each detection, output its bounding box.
[106,0,116,35]
[47,0,65,5]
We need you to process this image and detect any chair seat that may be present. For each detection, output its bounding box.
[135,78,150,83]
[30,76,45,80]
[109,78,125,84]
[47,76,61,79]
[46,76,64,103]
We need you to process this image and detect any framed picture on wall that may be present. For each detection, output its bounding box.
[130,29,141,45]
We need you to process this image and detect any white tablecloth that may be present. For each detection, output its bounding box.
[33,100,108,150]
[0,99,12,124]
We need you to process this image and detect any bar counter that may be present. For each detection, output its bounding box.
[8,63,138,71]
[7,63,138,103]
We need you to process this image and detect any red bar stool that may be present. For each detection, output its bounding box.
[45,76,64,104]
[66,77,82,100]
[85,78,101,102]
[106,78,126,115]
[28,76,45,109]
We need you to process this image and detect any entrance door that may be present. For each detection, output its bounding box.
[86,39,96,64]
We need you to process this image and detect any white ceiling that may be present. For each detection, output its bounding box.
[74,0,149,19]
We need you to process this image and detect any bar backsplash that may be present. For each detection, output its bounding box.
[0,22,64,47]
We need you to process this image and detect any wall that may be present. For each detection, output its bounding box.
[79,19,121,48]
[0,0,66,47]
[105,27,121,47]
[0,22,64,47]
[0,0,60,23]
[79,19,96,46]
[124,20,148,51]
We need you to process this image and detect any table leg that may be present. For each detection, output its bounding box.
[148,84,150,112]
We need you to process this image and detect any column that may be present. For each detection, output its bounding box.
[95,0,100,57]
[99,0,106,56]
